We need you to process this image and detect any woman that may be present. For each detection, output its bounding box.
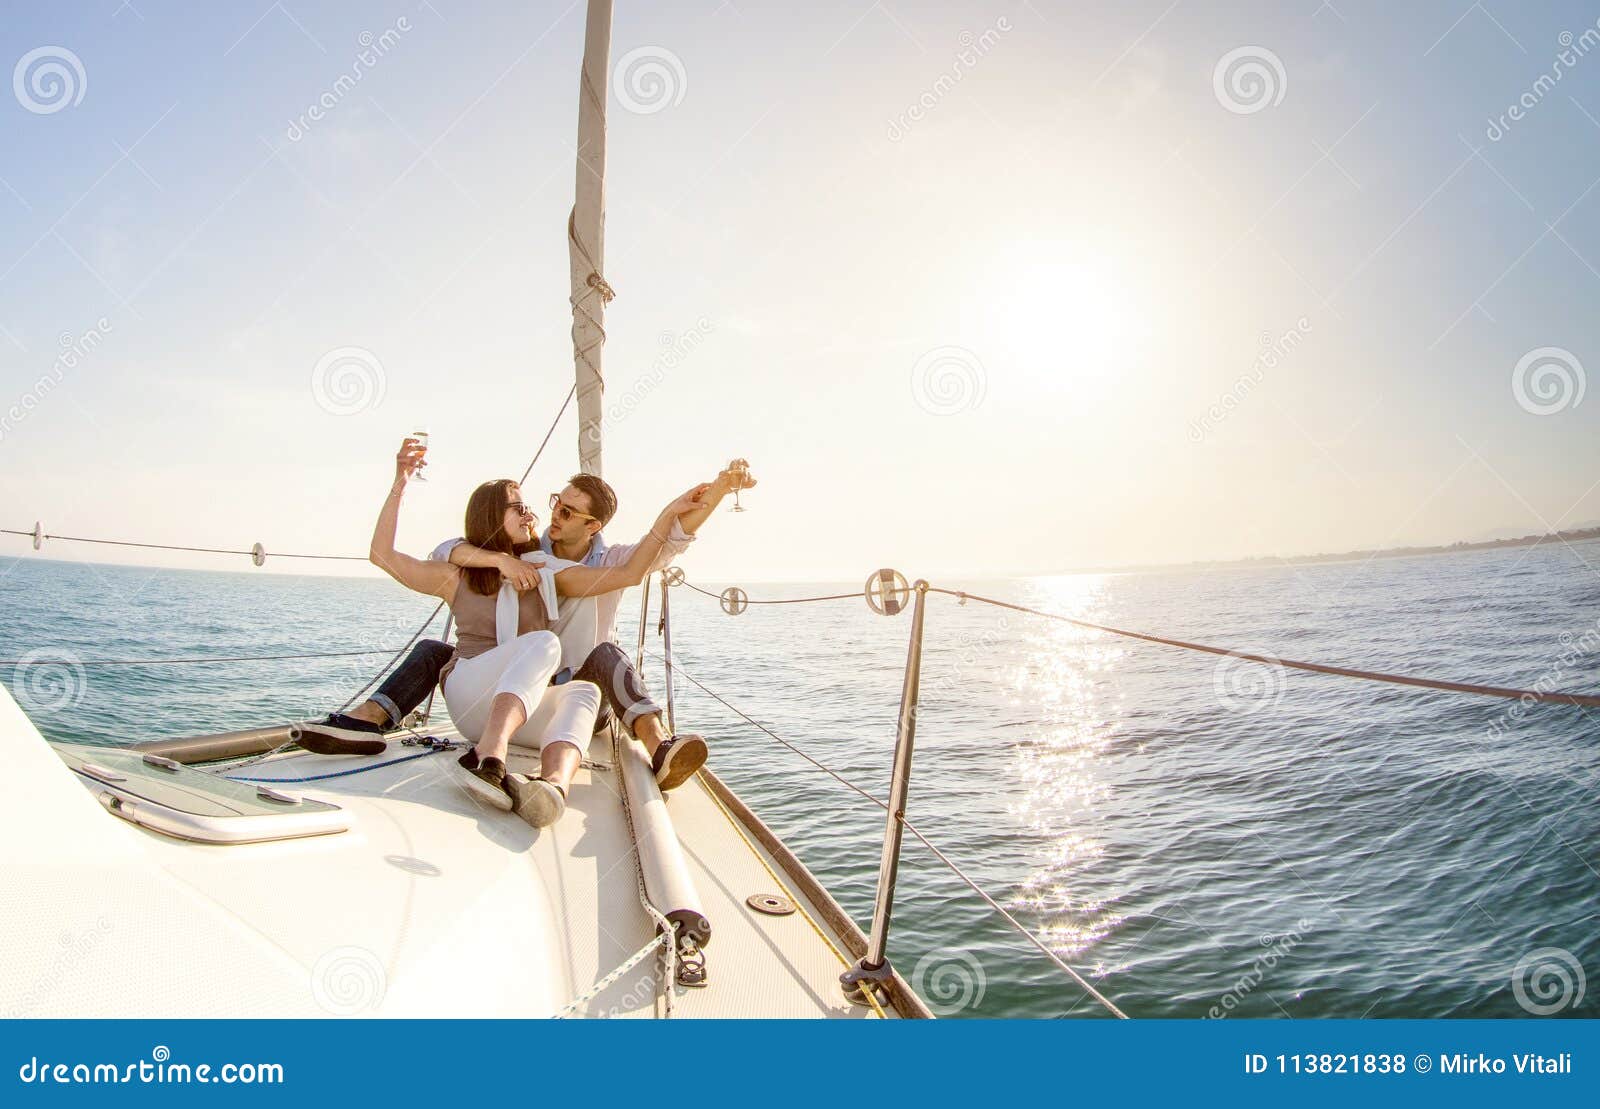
[368,437,709,828]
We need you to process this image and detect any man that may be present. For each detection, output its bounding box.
[298,462,754,791]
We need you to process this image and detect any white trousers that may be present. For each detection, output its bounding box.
[442,631,600,753]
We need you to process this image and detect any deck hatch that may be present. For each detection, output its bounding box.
[54,743,351,844]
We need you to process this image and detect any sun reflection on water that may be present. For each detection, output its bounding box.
[1004,574,1129,962]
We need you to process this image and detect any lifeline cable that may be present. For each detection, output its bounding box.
[931,588,1600,708]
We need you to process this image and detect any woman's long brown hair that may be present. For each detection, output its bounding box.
[460,479,537,596]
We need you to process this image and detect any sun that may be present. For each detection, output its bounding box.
[982,249,1142,383]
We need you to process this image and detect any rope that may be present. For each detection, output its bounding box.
[695,767,889,1019]
[930,588,1600,708]
[335,605,446,713]
[4,383,576,567]
[679,579,861,605]
[550,933,666,1019]
[0,647,411,667]
[611,725,677,1018]
[652,649,1123,1019]
[895,812,1126,1019]
[0,529,362,560]
[519,383,577,485]
[223,745,451,783]
[651,650,886,810]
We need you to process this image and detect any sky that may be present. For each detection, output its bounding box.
[1,0,1597,583]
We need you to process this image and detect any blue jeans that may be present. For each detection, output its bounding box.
[369,640,456,727]
[570,641,664,734]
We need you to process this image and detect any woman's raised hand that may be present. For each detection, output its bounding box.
[394,437,427,485]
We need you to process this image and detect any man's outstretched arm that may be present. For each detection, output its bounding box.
[675,462,756,536]
[601,462,757,573]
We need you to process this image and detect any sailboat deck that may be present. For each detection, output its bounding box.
[28,721,897,1019]
[203,727,889,1018]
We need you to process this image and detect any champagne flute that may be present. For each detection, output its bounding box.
[412,427,430,482]
[728,457,749,512]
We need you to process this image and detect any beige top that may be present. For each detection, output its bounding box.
[442,574,555,677]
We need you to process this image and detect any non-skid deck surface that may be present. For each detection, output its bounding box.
[44,725,885,1018]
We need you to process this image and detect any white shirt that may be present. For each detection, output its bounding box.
[429,520,694,657]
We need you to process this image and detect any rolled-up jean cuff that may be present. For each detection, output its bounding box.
[621,700,660,731]
[370,693,402,727]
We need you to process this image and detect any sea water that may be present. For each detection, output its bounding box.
[3,538,1596,1018]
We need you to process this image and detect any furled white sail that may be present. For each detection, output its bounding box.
[569,0,613,477]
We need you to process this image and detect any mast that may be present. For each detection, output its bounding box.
[569,0,613,477]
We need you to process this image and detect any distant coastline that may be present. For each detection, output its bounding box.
[1082,526,1600,578]
[5,526,1600,586]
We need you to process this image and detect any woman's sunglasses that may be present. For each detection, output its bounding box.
[549,493,598,524]
[506,501,538,521]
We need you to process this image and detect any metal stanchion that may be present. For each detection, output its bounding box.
[659,572,676,735]
[841,578,929,1005]
[635,571,652,674]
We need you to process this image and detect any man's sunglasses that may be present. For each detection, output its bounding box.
[549,493,598,524]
